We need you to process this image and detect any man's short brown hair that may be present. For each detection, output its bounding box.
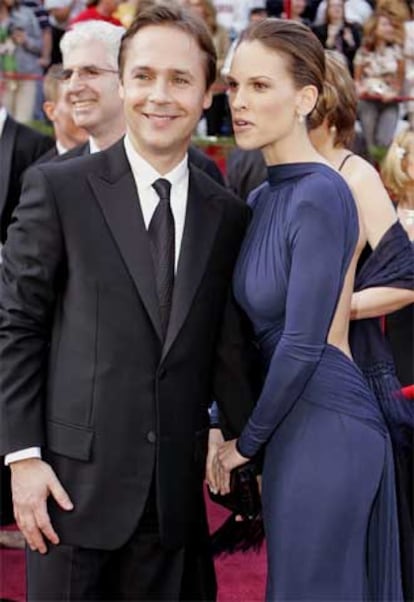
[118,2,217,89]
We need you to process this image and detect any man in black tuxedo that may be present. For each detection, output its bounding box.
[0,78,53,547]
[0,4,254,600]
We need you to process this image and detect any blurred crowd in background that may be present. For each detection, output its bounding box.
[1,0,414,162]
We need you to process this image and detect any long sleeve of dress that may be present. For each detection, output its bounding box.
[237,191,354,458]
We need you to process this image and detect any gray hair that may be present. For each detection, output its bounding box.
[60,21,126,69]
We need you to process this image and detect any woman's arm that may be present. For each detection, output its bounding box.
[344,158,413,317]
[392,57,405,95]
[351,287,414,320]
[234,182,351,459]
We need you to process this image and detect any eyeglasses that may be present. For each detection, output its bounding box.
[57,65,119,82]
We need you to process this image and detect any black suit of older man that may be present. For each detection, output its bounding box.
[0,115,53,530]
[0,115,54,244]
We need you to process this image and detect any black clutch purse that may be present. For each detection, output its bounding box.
[208,462,261,520]
[208,463,264,556]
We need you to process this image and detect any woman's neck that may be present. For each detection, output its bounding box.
[263,128,326,166]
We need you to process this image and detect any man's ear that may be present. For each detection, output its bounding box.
[202,86,213,111]
[43,100,56,122]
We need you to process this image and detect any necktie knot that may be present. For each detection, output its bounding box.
[152,178,171,203]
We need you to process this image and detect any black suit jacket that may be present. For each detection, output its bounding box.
[0,115,54,243]
[0,139,255,550]
[52,139,226,186]
[35,145,59,164]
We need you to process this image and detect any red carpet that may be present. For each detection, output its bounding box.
[0,492,266,601]
[0,525,26,602]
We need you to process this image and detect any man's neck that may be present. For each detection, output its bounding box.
[125,130,189,175]
[89,120,126,151]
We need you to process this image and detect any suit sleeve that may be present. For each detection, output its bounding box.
[0,166,64,455]
[237,192,350,458]
[212,205,261,438]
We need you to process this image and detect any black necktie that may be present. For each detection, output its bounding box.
[149,178,175,338]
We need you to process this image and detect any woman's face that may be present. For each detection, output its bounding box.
[376,16,395,43]
[292,0,306,16]
[327,0,344,22]
[227,40,304,154]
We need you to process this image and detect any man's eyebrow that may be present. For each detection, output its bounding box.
[129,65,194,78]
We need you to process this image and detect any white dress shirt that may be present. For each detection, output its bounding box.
[0,105,7,137]
[124,134,188,271]
[5,134,190,465]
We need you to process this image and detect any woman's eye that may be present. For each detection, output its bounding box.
[227,80,238,91]
[253,82,267,91]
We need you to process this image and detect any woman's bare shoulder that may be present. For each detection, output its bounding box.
[341,154,382,190]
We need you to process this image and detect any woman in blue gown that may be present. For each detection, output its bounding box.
[212,19,405,600]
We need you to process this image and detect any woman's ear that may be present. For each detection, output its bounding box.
[296,84,319,118]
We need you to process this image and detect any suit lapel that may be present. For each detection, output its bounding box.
[88,141,163,341]
[0,116,17,219]
[162,167,223,361]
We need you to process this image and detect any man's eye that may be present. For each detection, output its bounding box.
[84,67,100,77]
[60,69,73,81]
[173,77,189,85]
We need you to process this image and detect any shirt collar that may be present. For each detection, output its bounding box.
[56,140,69,155]
[123,134,188,190]
[0,106,7,138]
[89,137,101,154]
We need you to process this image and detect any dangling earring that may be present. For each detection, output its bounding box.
[297,113,305,124]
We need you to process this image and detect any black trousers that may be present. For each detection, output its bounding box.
[26,480,216,601]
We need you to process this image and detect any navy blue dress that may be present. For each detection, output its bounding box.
[233,163,403,601]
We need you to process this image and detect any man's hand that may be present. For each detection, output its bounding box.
[10,458,73,554]
[205,428,224,494]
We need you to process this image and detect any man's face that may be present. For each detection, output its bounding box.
[119,25,212,167]
[50,86,89,148]
[63,40,122,137]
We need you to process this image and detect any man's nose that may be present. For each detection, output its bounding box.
[65,70,86,92]
[148,79,171,103]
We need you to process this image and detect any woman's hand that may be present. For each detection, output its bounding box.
[206,428,224,494]
[213,439,249,495]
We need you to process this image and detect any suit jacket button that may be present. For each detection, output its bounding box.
[147,430,157,444]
